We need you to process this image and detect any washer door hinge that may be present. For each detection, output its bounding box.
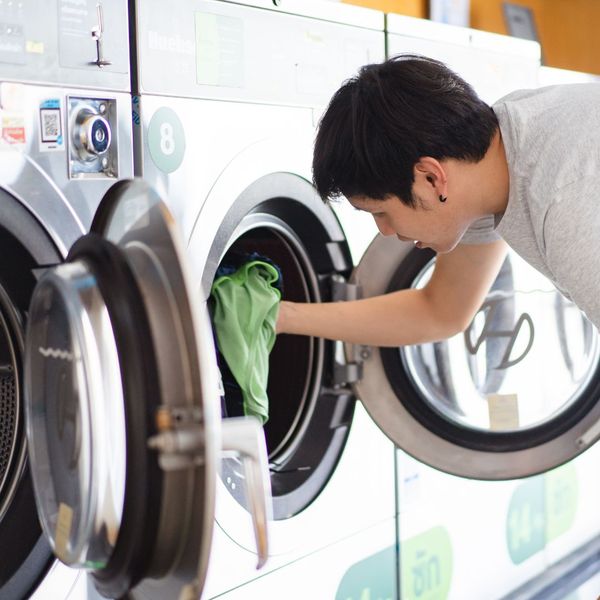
[330,274,360,302]
[329,275,367,385]
[148,406,205,470]
[333,360,363,386]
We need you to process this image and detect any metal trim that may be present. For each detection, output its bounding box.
[93,180,221,598]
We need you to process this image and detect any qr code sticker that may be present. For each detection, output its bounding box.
[40,108,61,143]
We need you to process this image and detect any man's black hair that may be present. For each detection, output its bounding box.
[312,54,499,206]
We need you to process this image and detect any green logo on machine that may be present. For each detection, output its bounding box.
[506,462,578,564]
[401,526,453,600]
[147,107,186,173]
[546,463,578,542]
[335,528,452,600]
[335,546,396,600]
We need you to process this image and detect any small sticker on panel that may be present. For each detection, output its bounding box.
[39,99,64,152]
[1,114,25,145]
[195,12,244,88]
[132,95,140,126]
[55,502,74,560]
[26,40,45,54]
[0,82,26,149]
[487,393,520,431]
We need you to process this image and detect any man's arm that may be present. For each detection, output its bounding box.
[276,239,508,347]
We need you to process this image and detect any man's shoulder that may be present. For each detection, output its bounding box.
[493,83,600,117]
[495,82,600,186]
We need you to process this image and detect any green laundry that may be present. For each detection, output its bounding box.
[210,260,281,425]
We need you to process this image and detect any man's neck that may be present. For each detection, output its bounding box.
[477,128,510,217]
[442,128,510,220]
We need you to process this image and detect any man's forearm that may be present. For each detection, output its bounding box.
[276,241,507,348]
[276,288,459,347]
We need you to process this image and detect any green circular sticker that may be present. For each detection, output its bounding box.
[147,107,186,173]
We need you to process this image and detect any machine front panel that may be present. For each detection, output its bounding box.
[135,0,384,109]
[0,0,129,90]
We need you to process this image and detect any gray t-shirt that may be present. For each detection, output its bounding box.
[460,83,600,327]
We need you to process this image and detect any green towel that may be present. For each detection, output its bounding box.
[211,260,281,425]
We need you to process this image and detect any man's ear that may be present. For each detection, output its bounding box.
[414,157,447,191]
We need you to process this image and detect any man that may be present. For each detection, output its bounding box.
[276,54,600,345]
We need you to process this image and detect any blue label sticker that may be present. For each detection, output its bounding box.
[39,99,63,152]
[40,99,60,109]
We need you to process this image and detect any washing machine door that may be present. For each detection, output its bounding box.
[23,179,267,599]
[350,234,600,480]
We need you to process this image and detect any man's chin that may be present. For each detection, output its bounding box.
[433,240,460,254]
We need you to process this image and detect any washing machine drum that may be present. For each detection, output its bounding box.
[24,180,220,599]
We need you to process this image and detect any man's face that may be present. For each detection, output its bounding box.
[348,193,470,254]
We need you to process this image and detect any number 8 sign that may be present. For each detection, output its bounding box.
[147,107,186,173]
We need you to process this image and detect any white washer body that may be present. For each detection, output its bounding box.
[130,1,397,598]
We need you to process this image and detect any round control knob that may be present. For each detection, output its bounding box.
[72,109,112,161]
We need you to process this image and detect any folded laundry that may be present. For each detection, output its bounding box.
[211,259,282,425]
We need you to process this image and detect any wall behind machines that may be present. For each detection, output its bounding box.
[470,0,600,75]
[341,0,426,17]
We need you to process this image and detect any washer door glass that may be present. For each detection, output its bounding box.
[351,234,600,480]
[403,255,598,432]
[25,180,221,598]
[25,260,126,569]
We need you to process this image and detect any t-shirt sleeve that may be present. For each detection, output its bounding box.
[543,184,600,328]
[459,215,502,245]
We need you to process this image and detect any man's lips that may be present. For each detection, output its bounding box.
[396,234,426,248]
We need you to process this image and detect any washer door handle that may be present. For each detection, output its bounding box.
[221,417,272,569]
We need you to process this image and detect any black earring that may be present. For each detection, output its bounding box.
[439,195,447,203]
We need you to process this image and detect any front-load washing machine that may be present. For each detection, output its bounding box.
[335,18,600,598]
[129,0,397,597]
[0,1,134,597]
[23,177,263,600]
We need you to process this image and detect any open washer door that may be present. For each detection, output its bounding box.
[24,179,271,599]
[350,234,600,480]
